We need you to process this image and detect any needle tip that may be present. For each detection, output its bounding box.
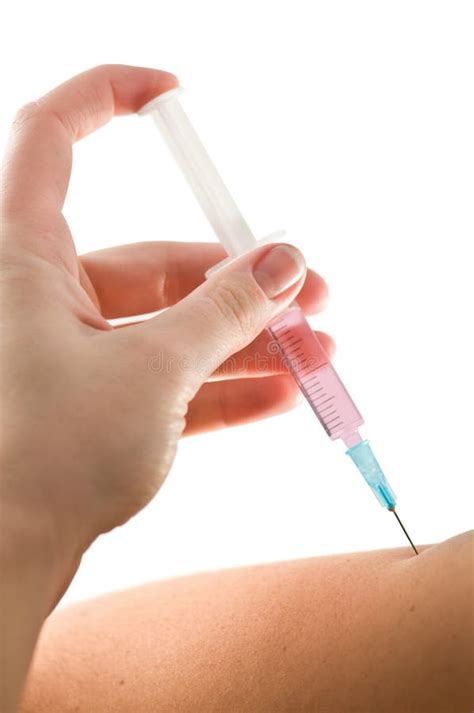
[390,509,419,555]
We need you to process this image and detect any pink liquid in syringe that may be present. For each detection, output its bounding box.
[268,305,364,442]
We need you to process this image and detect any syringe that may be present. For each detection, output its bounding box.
[138,87,418,554]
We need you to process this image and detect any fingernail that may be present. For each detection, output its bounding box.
[253,245,305,299]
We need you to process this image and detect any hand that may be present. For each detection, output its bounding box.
[0,65,331,598]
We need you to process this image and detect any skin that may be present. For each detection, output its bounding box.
[21,532,474,713]
[0,64,472,711]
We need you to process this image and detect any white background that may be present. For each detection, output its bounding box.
[1,1,473,606]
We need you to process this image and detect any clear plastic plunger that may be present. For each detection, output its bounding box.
[138,88,401,516]
[138,87,255,258]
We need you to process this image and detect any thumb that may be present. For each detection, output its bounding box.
[151,243,306,384]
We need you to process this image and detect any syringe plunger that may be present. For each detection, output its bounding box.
[138,88,256,258]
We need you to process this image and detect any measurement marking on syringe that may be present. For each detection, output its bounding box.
[285,343,303,354]
[273,328,291,338]
[304,384,321,392]
[278,333,295,343]
[300,361,326,373]
[289,342,304,351]
[301,363,328,375]
[325,416,341,426]
[299,367,316,377]
[320,407,336,417]
[302,375,320,387]
[287,352,304,361]
[316,396,334,406]
[272,324,290,335]
[286,345,303,356]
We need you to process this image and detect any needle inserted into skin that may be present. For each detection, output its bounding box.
[390,509,418,555]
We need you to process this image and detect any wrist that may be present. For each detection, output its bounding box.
[0,483,82,612]
[0,488,81,712]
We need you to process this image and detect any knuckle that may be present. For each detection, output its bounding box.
[206,278,261,336]
[93,62,117,74]
[12,101,41,128]
[12,101,73,140]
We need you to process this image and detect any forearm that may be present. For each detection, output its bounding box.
[0,495,77,713]
[21,532,473,713]
[0,506,47,712]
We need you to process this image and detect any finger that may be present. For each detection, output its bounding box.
[81,241,225,318]
[1,64,177,258]
[184,374,300,435]
[213,329,335,379]
[298,269,329,315]
[80,241,328,319]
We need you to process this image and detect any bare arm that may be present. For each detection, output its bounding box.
[21,531,473,713]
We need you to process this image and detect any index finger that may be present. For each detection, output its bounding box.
[1,64,177,249]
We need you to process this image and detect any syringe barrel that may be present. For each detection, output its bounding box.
[138,88,256,258]
[269,305,364,442]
